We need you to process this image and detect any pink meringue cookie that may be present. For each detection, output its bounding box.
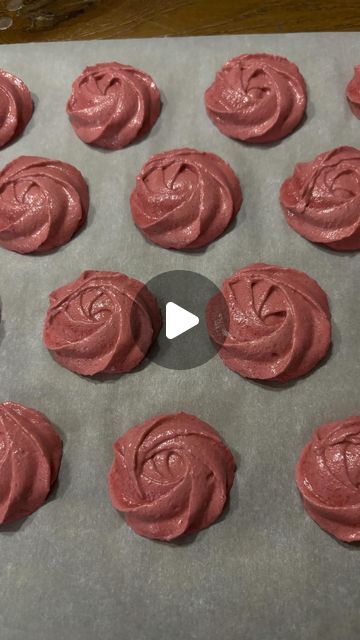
[296,416,360,543]
[108,412,236,541]
[206,263,331,383]
[280,146,360,251]
[205,53,306,144]
[0,156,89,254]
[346,66,360,118]
[130,148,242,249]
[66,62,161,149]
[43,270,161,376]
[0,69,33,148]
[0,402,62,525]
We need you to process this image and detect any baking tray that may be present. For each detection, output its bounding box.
[0,33,359,640]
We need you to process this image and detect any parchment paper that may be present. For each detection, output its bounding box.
[0,33,360,640]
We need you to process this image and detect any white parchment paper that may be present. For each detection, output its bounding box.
[0,33,360,640]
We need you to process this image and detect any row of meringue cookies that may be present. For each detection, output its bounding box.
[2,56,360,149]
[0,403,236,541]
[3,52,360,154]
[1,402,360,543]
[1,143,360,254]
[41,264,332,383]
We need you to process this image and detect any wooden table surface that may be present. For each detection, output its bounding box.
[0,0,359,44]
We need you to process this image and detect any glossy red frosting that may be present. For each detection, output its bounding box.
[0,402,62,525]
[130,148,242,249]
[205,53,306,143]
[43,270,161,376]
[108,412,236,541]
[281,146,360,251]
[0,156,88,254]
[0,69,33,148]
[346,66,360,119]
[206,263,331,383]
[67,62,161,149]
[296,416,360,543]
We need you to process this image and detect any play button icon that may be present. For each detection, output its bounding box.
[166,302,199,340]
[132,270,229,370]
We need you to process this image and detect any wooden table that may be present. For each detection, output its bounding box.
[0,0,359,44]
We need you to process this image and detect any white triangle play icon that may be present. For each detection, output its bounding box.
[165,302,199,340]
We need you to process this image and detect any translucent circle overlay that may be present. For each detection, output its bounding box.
[132,270,229,371]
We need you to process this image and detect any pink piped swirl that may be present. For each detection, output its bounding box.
[43,270,161,376]
[346,66,360,119]
[206,263,331,383]
[130,148,242,249]
[0,402,62,525]
[0,69,33,148]
[66,62,161,149]
[0,156,89,254]
[296,416,360,543]
[280,146,360,251]
[204,53,306,143]
[108,412,236,541]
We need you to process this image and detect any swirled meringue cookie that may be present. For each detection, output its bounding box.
[0,156,89,254]
[130,148,242,249]
[0,69,33,148]
[206,263,331,383]
[205,53,306,143]
[43,270,161,376]
[296,416,360,542]
[66,62,161,149]
[108,412,236,541]
[280,147,360,251]
[0,402,62,525]
[346,66,360,118]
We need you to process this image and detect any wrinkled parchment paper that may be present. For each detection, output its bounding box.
[0,34,360,640]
